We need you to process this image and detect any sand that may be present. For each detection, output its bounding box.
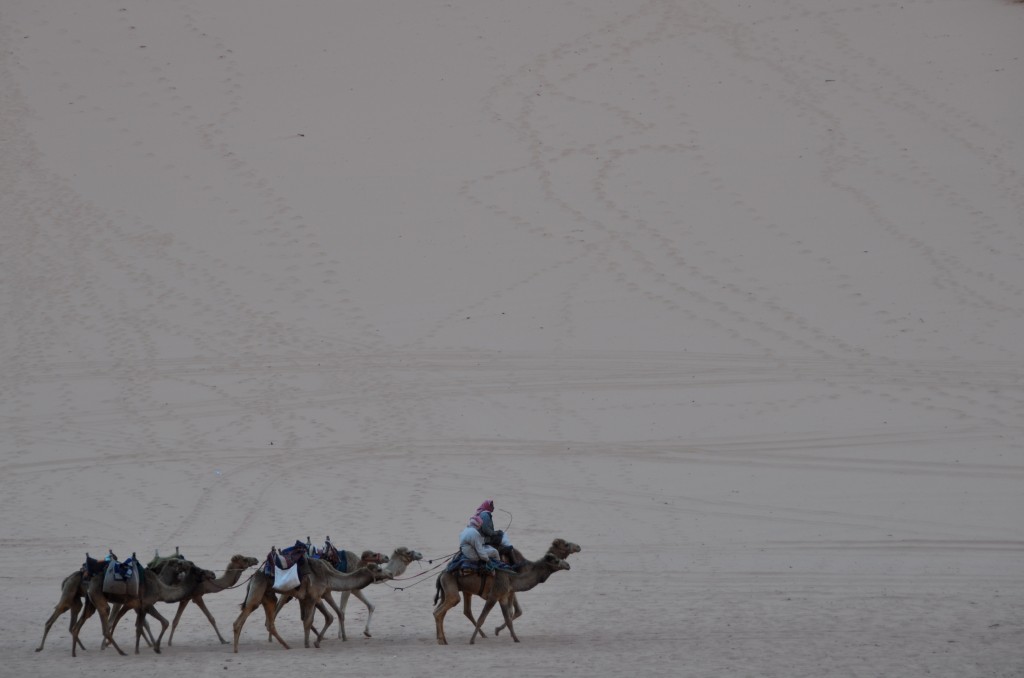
[2,1,1022,676]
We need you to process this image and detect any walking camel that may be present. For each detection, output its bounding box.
[38,553,152,652]
[71,558,214,656]
[433,550,571,645]
[267,547,387,642]
[273,546,423,641]
[231,557,389,652]
[466,538,581,638]
[36,570,88,653]
[158,554,259,646]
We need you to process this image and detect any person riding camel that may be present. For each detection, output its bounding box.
[475,499,518,564]
[459,514,515,573]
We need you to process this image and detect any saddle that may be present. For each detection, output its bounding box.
[264,540,309,591]
[102,553,141,597]
[317,538,349,572]
[446,553,492,577]
[80,552,111,581]
[262,540,308,574]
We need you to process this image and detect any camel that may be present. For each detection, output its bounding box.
[158,554,259,646]
[231,557,390,652]
[433,551,571,645]
[35,570,88,652]
[38,558,156,653]
[294,557,395,648]
[487,538,581,637]
[267,548,388,642]
[273,546,423,641]
[71,558,214,656]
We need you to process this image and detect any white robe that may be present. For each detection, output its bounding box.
[459,526,498,562]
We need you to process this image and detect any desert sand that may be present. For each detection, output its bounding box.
[2,1,1022,676]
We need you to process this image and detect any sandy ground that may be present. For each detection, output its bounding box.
[1,1,1022,676]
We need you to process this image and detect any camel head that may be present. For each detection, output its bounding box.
[550,539,582,558]
[364,562,393,582]
[360,550,390,565]
[542,553,571,572]
[390,547,424,564]
[230,554,260,570]
[184,562,217,582]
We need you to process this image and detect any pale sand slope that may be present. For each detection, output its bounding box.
[1,1,1022,676]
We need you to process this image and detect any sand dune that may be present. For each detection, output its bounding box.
[2,1,1022,676]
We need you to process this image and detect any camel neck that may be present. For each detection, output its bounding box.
[508,561,558,593]
[148,570,201,602]
[327,567,376,591]
[207,562,245,591]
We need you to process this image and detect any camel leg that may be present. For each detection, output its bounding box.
[432,589,461,646]
[69,596,87,651]
[101,602,118,649]
[262,594,291,650]
[351,589,374,638]
[186,597,229,645]
[461,593,487,638]
[232,603,256,653]
[498,600,520,643]
[103,602,153,648]
[268,594,288,641]
[494,592,523,636]
[337,590,350,640]
[70,601,96,657]
[36,598,74,652]
[98,601,129,656]
[93,598,128,657]
[297,598,326,649]
[235,598,289,653]
[130,607,166,654]
[310,600,332,643]
[470,599,497,645]
[145,605,170,653]
[167,599,188,647]
[105,603,145,655]
[472,599,517,644]
[318,593,341,640]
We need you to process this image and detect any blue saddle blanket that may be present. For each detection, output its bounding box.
[446,553,486,574]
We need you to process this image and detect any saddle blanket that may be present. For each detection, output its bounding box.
[102,556,140,597]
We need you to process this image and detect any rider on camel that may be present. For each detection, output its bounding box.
[475,499,517,564]
[459,514,515,572]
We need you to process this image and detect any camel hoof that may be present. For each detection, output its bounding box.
[363,631,371,638]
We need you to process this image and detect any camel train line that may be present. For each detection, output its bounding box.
[36,536,580,654]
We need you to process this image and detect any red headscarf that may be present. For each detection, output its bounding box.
[476,499,495,514]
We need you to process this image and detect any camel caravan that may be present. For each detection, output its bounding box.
[36,501,580,654]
